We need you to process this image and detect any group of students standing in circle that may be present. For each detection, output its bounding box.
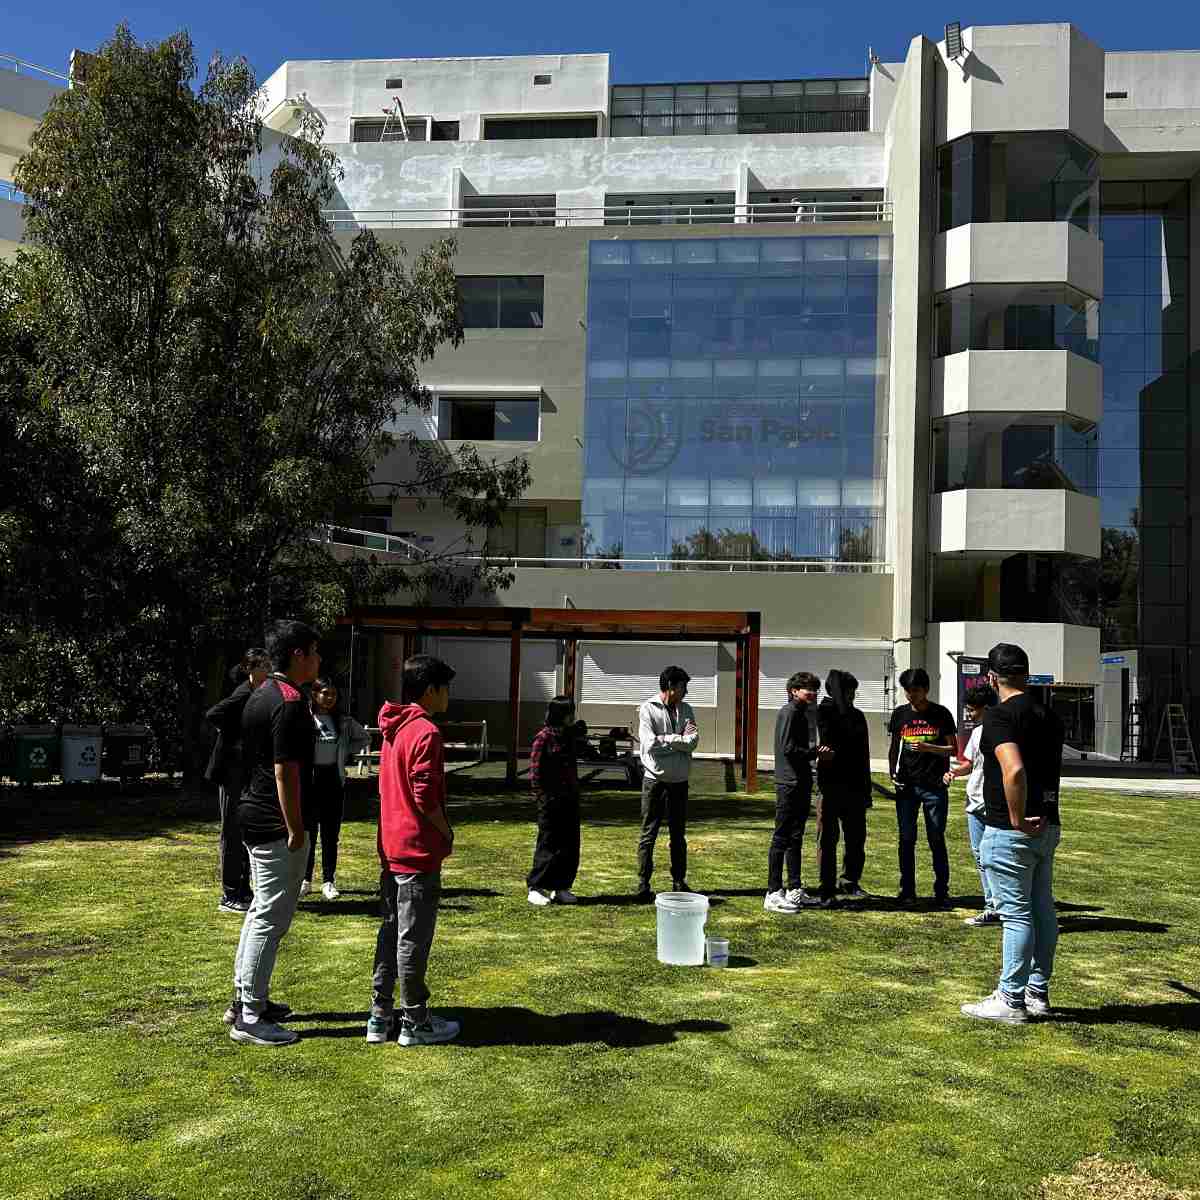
[212,621,1065,1048]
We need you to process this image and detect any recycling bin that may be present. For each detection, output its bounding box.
[101,724,150,779]
[62,724,103,783]
[11,725,60,785]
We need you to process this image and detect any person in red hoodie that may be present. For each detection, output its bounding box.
[367,654,462,1047]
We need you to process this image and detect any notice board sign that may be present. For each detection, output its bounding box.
[955,655,989,755]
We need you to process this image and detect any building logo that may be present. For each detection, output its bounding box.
[607,401,683,475]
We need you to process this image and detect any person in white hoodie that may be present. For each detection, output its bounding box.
[635,666,700,901]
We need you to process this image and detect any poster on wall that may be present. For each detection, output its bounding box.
[955,655,990,755]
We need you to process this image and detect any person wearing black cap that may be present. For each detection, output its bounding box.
[961,643,1064,1025]
[814,669,872,904]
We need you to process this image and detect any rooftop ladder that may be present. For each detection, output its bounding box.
[380,95,410,142]
[1153,703,1198,774]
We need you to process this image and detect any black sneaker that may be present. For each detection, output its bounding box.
[218,897,250,914]
[896,892,917,906]
[817,895,838,909]
[838,882,869,901]
[223,999,293,1026]
[933,894,953,909]
[673,880,700,894]
[634,886,655,904]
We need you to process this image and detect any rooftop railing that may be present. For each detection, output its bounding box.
[447,555,891,574]
[1,181,27,204]
[0,53,70,85]
[313,523,428,561]
[323,198,892,231]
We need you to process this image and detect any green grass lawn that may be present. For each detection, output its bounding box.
[1,766,1197,1200]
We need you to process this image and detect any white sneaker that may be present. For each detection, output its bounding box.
[527,888,552,906]
[1025,992,1051,1019]
[960,989,1028,1024]
[785,887,821,908]
[299,879,311,896]
[764,889,801,914]
[321,881,339,900]
[398,1013,461,1046]
[552,889,579,905]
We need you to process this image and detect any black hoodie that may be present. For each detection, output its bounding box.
[815,671,872,801]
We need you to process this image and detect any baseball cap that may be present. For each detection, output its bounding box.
[987,643,1030,675]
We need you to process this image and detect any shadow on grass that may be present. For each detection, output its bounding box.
[1058,915,1169,935]
[1053,1001,1200,1032]
[291,1008,731,1046]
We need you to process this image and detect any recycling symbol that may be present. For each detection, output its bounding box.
[81,746,97,765]
[29,746,47,767]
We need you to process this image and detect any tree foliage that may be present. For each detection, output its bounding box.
[0,26,528,766]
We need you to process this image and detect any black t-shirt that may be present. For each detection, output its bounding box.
[888,702,957,789]
[980,692,1064,829]
[237,676,314,845]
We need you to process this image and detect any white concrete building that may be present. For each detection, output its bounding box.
[5,26,1199,760]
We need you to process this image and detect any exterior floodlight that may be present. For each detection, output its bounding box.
[945,22,965,62]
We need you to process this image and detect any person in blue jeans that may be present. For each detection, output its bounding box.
[943,683,1001,927]
[961,643,1065,1025]
[887,668,957,905]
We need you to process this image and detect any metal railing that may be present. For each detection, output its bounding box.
[449,555,891,573]
[313,523,428,561]
[0,181,27,204]
[0,53,70,85]
[323,198,892,231]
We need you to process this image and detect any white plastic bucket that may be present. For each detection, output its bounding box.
[706,936,730,968]
[654,891,709,965]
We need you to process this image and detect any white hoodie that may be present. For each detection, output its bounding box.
[638,695,700,783]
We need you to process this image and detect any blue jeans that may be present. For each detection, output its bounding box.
[895,784,950,897]
[980,824,1061,1000]
[966,811,997,911]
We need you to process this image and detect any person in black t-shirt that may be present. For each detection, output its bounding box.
[961,643,1064,1026]
[227,619,321,1048]
[887,667,957,905]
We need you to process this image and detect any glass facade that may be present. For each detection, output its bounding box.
[932,413,1097,494]
[583,235,891,564]
[937,132,1099,235]
[609,80,869,138]
[934,285,1099,360]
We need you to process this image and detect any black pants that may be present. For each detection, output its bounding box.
[303,764,344,884]
[767,782,811,893]
[816,789,868,899]
[526,791,581,893]
[637,777,688,887]
[217,766,252,902]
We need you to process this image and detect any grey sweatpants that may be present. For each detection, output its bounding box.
[371,869,441,1023]
[232,834,309,1015]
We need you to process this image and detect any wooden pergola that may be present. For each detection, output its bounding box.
[339,606,763,789]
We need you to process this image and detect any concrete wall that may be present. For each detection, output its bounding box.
[325,133,885,215]
[1104,52,1200,111]
[933,350,1101,425]
[0,194,22,257]
[932,489,1100,557]
[882,35,937,676]
[0,69,62,179]
[934,222,1104,300]
[261,54,610,143]
[937,23,1105,152]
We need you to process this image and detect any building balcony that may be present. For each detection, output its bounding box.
[934,221,1103,300]
[0,189,23,255]
[928,620,1101,692]
[322,197,892,232]
[931,489,1100,558]
[933,349,1101,425]
[0,55,66,179]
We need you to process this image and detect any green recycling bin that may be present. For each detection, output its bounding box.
[102,724,150,779]
[62,724,103,783]
[12,725,60,785]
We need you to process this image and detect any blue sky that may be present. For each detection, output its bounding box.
[7,1,1200,87]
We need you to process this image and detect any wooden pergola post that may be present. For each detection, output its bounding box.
[735,640,746,781]
[563,639,578,704]
[506,620,523,785]
[745,615,762,793]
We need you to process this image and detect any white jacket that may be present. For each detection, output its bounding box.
[638,696,700,783]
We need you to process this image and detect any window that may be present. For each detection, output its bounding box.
[385,77,403,89]
[934,284,1099,360]
[483,116,598,140]
[458,276,545,328]
[431,120,460,141]
[462,195,556,227]
[438,398,540,441]
[489,509,548,557]
[533,74,552,86]
[609,80,869,138]
[351,117,428,142]
[604,192,735,226]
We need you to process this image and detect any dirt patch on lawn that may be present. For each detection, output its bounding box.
[0,930,97,985]
[1039,1155,1194,1200]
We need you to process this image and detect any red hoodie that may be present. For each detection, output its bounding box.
[377,701,453,874]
